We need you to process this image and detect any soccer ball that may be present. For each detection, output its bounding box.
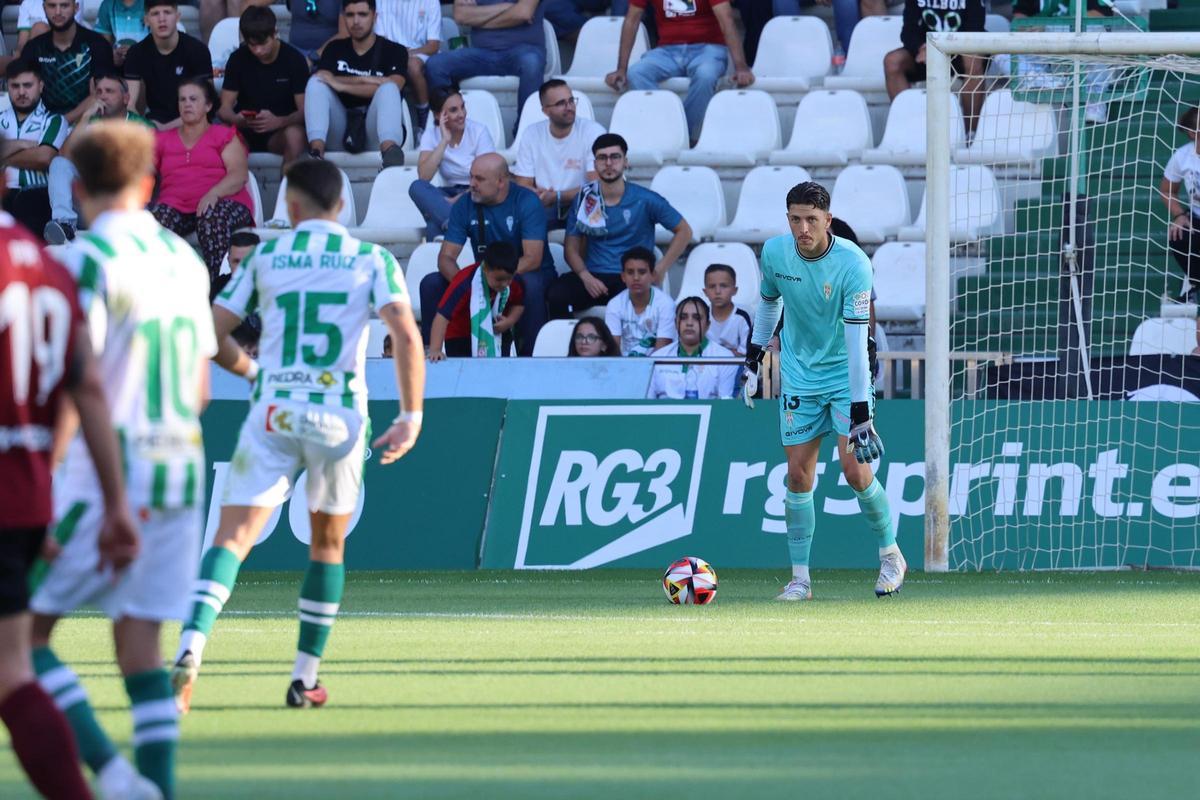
[662,557,718,605]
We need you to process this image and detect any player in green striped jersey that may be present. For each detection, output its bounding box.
[172,159,425,712]
[29,120,218,800]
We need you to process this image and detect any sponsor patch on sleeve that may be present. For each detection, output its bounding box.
[852,290,871,318]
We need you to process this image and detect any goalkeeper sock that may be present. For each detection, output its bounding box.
[125,669,177,800]
[294,560,345,686]
[854,478,898,553]
[785,490,815,581]
[32,646,118,775]
[177,545,243,664]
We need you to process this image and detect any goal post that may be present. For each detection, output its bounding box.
[925,32,1200,572]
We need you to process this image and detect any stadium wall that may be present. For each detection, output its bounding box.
[199,399,1199,571]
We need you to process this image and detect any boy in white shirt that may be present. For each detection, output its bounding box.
[702,263,752,357]
[513,79,606,229]
[605,246,676,356]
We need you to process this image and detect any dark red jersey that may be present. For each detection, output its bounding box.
[0,212,83,528]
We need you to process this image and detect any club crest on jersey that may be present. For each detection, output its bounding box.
[506,216,514,231]
[265,405,294,433]
[823,282,832,300]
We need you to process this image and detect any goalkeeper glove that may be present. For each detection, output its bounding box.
[847,401,884,464]
[739,343,765,409]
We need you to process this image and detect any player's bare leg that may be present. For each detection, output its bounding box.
[287,511,350,708]
[172,505,277,713]
[837,435,906,596]
[776,439,823,601]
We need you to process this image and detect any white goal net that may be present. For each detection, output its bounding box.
[925,30,1200,571]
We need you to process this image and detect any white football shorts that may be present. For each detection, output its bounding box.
[221,400,366,516]
[30,485,201,622]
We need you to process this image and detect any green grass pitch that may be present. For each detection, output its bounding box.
[3,570,1199,799]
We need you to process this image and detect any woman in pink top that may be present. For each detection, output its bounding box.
[149,77,254,294]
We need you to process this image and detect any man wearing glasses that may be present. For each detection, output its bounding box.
[550,132,691,318]
[513,79,606,229]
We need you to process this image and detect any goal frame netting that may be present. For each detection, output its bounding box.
[923,32,1200,572]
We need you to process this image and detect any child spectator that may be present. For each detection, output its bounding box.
[428,241,525,359]
[605,246,675,356]
[567,317,618,357]
[647,296,738,399]
[702,263,751,357]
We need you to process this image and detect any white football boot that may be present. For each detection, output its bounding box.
[97,755,163,800]
[875,548,907,597]
[774,577,812,601]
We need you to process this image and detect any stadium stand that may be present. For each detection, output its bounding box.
[871,242,926,323]
[954,89,1059,166]
[677,90,781,167]
[461,89,509,152]
[460,19,561,94]
[504,90,597,161]
[262,170,358,230]
[347,167,428,245]
[557,16,650,93]
[750,16,831,92]
[608,90,689,167]
[769,90,873,167]
[714,166,812,244]
[533,319,580,356]
[1129,318,1199,356]
[830,164,911,244]
[674,242,762,315]
[823,15,902,92]
[405,241,476,323]
[649,166,725,244]
[863,88,966,167]
[900,165,1002,243]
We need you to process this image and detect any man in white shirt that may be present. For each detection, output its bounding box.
[647,295,738,399]
[513,78,606,229]
[375,0,442,127]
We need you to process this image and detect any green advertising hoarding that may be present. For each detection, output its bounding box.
[199,398,505,569]
[481,401,928,571]
[481,401,1200,571]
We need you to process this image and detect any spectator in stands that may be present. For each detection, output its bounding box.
[409,88,497,241]
[428,240,525,359]
[374,0,441,130]
[24,0,115,124]
[280,0,347,62]
[149,76,254,292]
[567,316,619,356]
[13,0,53,58]
[45,72,151,243]
[884,0,986,133]
[305,0,408,165]
[551,132,690,318]
[224,229,263,350]
[426,0,548,130]
[702,263,751,357]
[424,152,554,354]
[544,0,622,42]
[1012,0,1114,124]
[124,0,213,129]
[513,79,606,230]
[647,296,737,398]
[769,0,869,64]
[0,59,67,237]
[605,246,675,356]
[218,6,310,171]
[605,0,754,145]
[94,0,149,67]
[1160,105,1200,353]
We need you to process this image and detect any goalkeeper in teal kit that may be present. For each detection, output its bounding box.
[741,182,907,600]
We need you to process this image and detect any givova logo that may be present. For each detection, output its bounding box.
[515,405,710,569]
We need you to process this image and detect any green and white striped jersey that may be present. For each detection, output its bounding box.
[215,219,409,413]
[57,210,218,511]
[0,101,67,189]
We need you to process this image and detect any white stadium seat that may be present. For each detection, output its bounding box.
[899,165,1002,242]
[770,90,873,167]
[649,166,725,243]
[504,90,596,161]
[823,16,902,92]
[347,167,427,245]
[985,13,1011,32]
[678,90,780,167]
[674,242,762,315]
[752,17,831,92]
[245,173,264,228]
[1129,318,1198,356]
[872,242,926,322]
[955,89,1058,166]
[265,170,357,229]
[463,20,558,92]
[366,318,389,357]
[460,89,507,151]
[405,241,475,322]
[608,91,689,166]
[533,319,579,356]
[550,242,569,275]
[714,165,811,244]
[209,17,240,70]
[830,164,910,243]
[559,17,650,92]
[863,88,965,166]
[439,18,460,52]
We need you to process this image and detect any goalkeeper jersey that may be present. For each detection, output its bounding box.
[758,233,872,396]
[215,218,409,413]
[57,210,218,511]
